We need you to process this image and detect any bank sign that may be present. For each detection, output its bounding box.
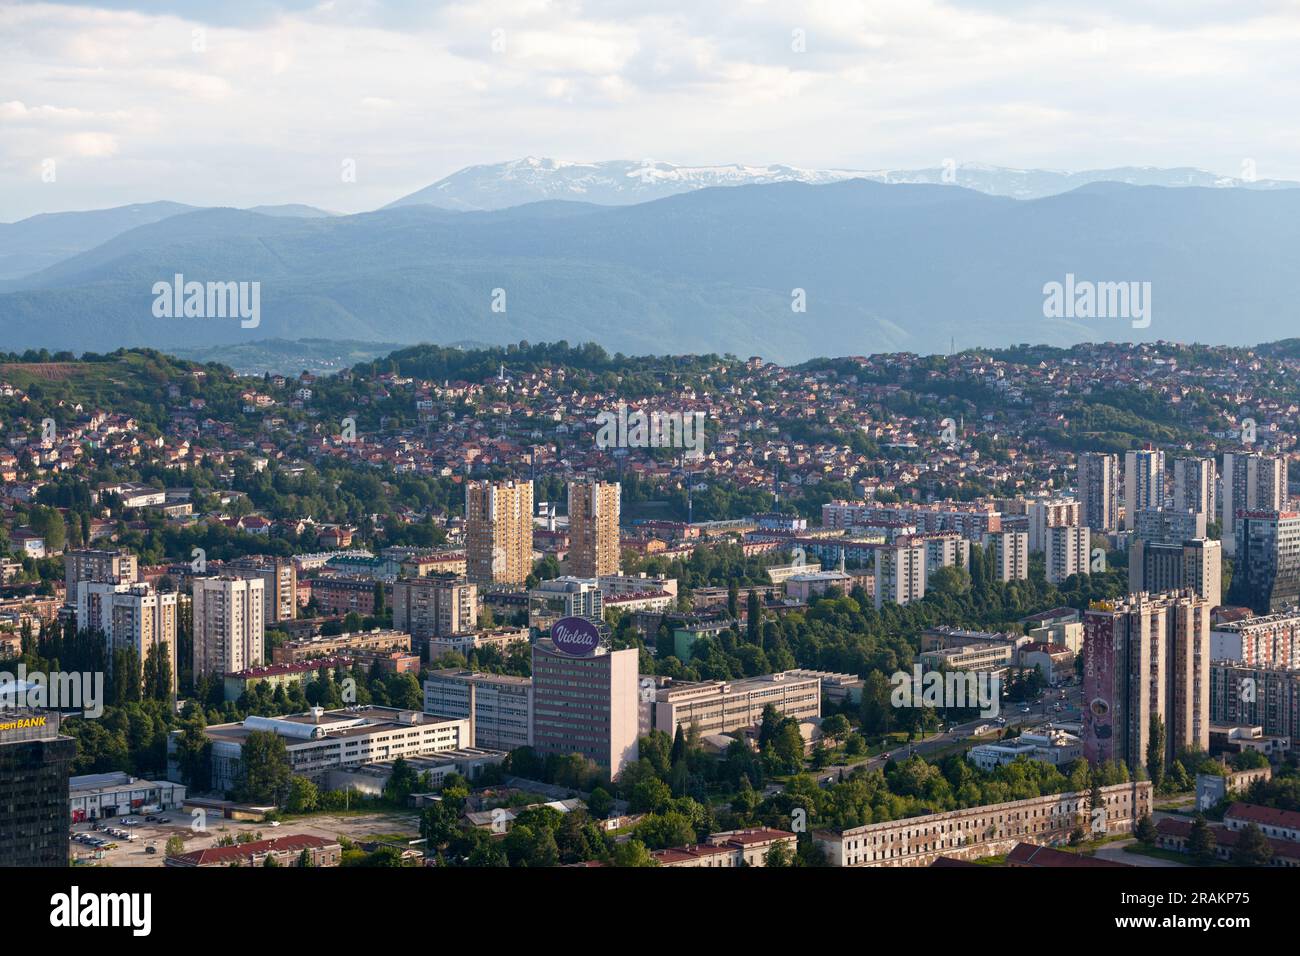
[551,617,601,657]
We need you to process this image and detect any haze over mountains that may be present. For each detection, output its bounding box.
[1,159,1297,363]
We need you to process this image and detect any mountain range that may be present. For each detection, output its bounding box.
[2,175,1298,363]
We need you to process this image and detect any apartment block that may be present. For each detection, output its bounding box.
[465,479,534,587]
[192,574,265,678]
[1077,452,1119,534]
[1045,525,1091,585]
[1222,453,1286,556]
[1083,590,1211,770]
[984,529,1029,582]
[392,575,478,652]
[76,581,178,697]
[568,479,621,578]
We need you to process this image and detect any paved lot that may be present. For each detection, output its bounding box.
[72,809,422,867]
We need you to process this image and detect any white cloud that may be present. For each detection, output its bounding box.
[1,0,1298,219]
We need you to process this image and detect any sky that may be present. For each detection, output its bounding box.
[3,0,1300,220]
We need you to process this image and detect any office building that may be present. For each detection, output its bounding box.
[1129,537,1221,609]
[984,530,1029,582]
[568,479,621,578]
[1173,457,1216,518]
[192,574,265,678]
[76,581,178,697]
[1230,511,1300,614]
[393,575,478,653]
[173,705,470,789]
[1123,448,1166,530]
[1082,590,1211,770]
[69,771,186,822]
[1077,452,1120,534]
[423,669,534,751]
[0,710,76,866]
[531,639,638,778]
[528,576,603,633]
[1222,453,1286,555]
[1045,525,1091,584]
[465,479,534,587]
[646,671,832,738]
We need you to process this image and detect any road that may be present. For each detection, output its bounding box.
[813,682,1085,786]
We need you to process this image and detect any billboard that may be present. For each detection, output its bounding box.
[551,616,601,657]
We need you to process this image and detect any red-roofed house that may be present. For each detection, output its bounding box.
[165,834,341,868]
[651,828,796,868]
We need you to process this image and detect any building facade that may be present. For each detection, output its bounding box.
[568,479,621,578]
[192,574,265,678]
[531,639,638,778]
[465,479,534,587]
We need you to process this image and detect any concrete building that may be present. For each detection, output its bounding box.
[465,479,534,587]
[272,628,410,664]
[1045,525,1091,585]
[646,671,832,738]
[192,574,265,678]
[873,539,926,608]
[392,575,478,652]
[228,555,297,624]
[1123,448,1166,530]
[815,781,1151,866]
[967,728,1083,770]
[76,581,178,697]
[425,626,530,661]
[984,529,1029,582]
[64,548,138,604]
[1077,452,1120,534]
[568,479,621,578]
[1028,498,1080,554]
[423,668,535,751]
[1230,510,1300,614]
[173,705,470,789]
[1173,457,1216,518]
[785,569,853,601]
[1222,452,1286,556]
[1129,537,1222,609]
[529,576,603,633]
[1211,611,1300,669]
[1210,662,1300,741]
[1083,590,1211,770]
[531,639,638,778]
[68,771,185,822]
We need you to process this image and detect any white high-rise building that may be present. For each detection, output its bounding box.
[1123,449,1166,531]
[192,575,265,678]
[77,581,178,696]
[1173,457,1216,518]
[1045,525,1092,585]
[1222,452,1286,556]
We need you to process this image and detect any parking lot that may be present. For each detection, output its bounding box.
[71,809,423,867]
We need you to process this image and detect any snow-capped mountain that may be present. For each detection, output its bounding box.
[386,157,1299,210]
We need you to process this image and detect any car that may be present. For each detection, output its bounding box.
[145,845,157,855]
[268,821,281,828]
[145,816,158,822]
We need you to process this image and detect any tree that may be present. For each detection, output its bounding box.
[587,786,614,819]
[286,775,319,814]
[164,835,185,858]
[610,838,657,867]
[237,730,292,804]
[763,842,793,867]
[1135,813,1157,844]
[1233,823,1273,867]
[1188,814,1217,863]
[1146,715,1166,792]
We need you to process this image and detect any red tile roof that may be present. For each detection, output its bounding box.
[1225,802,1300,832]
[169,834,334,866]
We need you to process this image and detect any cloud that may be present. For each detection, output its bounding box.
[2,0,1299,219]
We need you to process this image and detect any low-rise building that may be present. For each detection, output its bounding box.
[166,834,341,868]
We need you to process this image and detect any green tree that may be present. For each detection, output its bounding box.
[237,730,292,804]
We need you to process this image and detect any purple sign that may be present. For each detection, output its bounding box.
[551,616,600,657]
